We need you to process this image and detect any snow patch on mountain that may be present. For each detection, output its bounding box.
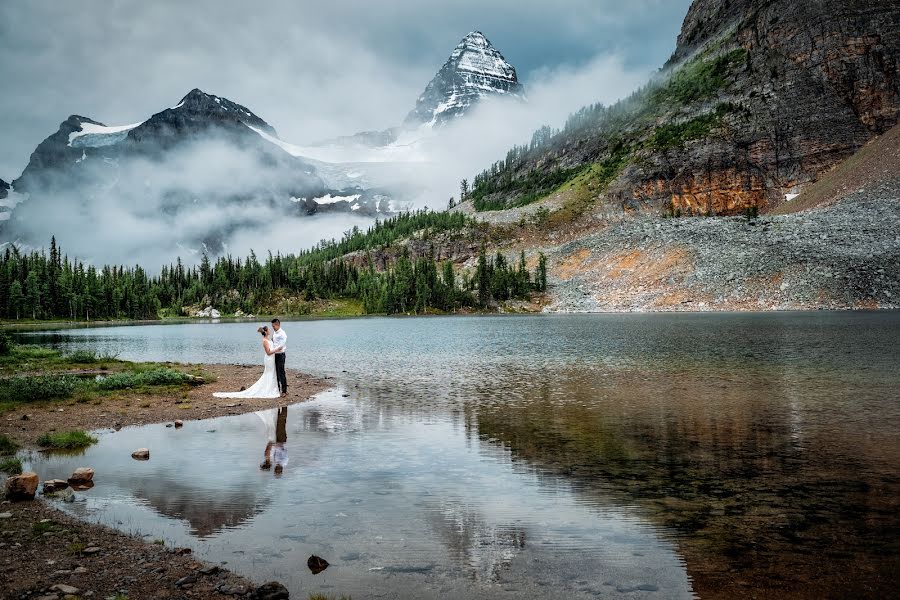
[68,120,144,147]
[308,193,362,205]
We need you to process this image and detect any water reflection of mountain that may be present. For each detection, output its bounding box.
[127,478,269,538]
[424,499,526,582]
[467,368,900,599]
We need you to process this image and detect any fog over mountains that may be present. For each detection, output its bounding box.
[0,33,539,265]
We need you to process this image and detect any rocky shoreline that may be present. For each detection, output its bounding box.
[1,363,332,599]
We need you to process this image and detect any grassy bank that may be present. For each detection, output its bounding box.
[0,339,215,448]
[0,343,204,412]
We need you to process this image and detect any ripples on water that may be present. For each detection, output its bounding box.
[18,312,900,598]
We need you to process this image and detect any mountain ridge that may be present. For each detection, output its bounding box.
[404,31,525,128]
[467,0,900,216]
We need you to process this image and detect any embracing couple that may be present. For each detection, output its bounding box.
[214,318,289,399]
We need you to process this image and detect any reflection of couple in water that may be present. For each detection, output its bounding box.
[258,406,289,476]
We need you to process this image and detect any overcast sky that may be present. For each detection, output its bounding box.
[0,0,692,181]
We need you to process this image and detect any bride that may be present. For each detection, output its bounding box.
[214,326,284,399]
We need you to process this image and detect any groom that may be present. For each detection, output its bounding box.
[271,318,288,397]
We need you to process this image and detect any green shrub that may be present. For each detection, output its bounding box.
[0,375,80,403]
[36,430,98,450]
[66,349,119,363]
[95,368,192,391]
[0,433,18,455]
[0,456,22,474]
[67,542,86,555]
[0,333,12,356]
[647,103,737,150]
[32,521,55,535]
[649,48,749,107]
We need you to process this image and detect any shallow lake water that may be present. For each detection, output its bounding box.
[17,313,900,598]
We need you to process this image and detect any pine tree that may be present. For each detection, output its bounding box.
[8,280,23,320]
[25,270,40,319]
[476,248,491,307]
[536,252,548,292]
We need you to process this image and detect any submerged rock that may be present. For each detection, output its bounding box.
[43,479,69,493]
[174,420,184,428]
[131,448,150,460]
[5,472,38,500]
[249,581,290,600]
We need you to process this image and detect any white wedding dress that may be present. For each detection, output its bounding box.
[213,339,281,399]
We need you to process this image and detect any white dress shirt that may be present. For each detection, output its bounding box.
[272,328,287,353]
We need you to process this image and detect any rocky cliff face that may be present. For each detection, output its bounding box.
[12,115,110,193]
[472,0,900,216]
[0,178,8,200]
[405,31,525,128]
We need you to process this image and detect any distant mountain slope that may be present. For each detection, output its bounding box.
[0,179,7,200]
[404,31,524,128]
[468,0,900,216]
[316,31,525,150]
[3,89,396,258]
[12,89,320,197]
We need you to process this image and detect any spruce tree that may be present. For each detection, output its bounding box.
[536,253,548,292]
[8,280,23,320]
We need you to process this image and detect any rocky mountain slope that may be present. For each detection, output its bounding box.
[0,179,7,200]
[317,31,525,149]
[451,124,900,312]
[468,0,900,216]
[404,31,525,127]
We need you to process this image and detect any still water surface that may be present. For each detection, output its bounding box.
[18,313,900,598]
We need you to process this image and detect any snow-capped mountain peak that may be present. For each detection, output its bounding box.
[404,31,525,127]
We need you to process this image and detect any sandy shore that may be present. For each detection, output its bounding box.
[1,363,333,598]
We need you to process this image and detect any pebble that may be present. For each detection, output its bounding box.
[0,512,11,519]
[50,584,80,594]
[175,575,198,587]
[81,546,102,555]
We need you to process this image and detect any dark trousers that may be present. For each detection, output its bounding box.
[276,407,288,442]
[275,353,287,393]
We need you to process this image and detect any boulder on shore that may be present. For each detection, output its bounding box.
[68,467,94,483]
[43,479,69,493]
[131,448,150,460]
[5,471,39,500]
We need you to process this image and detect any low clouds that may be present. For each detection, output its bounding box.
[7,135,375,267]
[0,0,691,180]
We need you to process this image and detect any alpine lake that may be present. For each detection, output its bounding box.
[14,312,900,599]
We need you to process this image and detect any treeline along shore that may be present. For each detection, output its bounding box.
[0,211,548,322]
